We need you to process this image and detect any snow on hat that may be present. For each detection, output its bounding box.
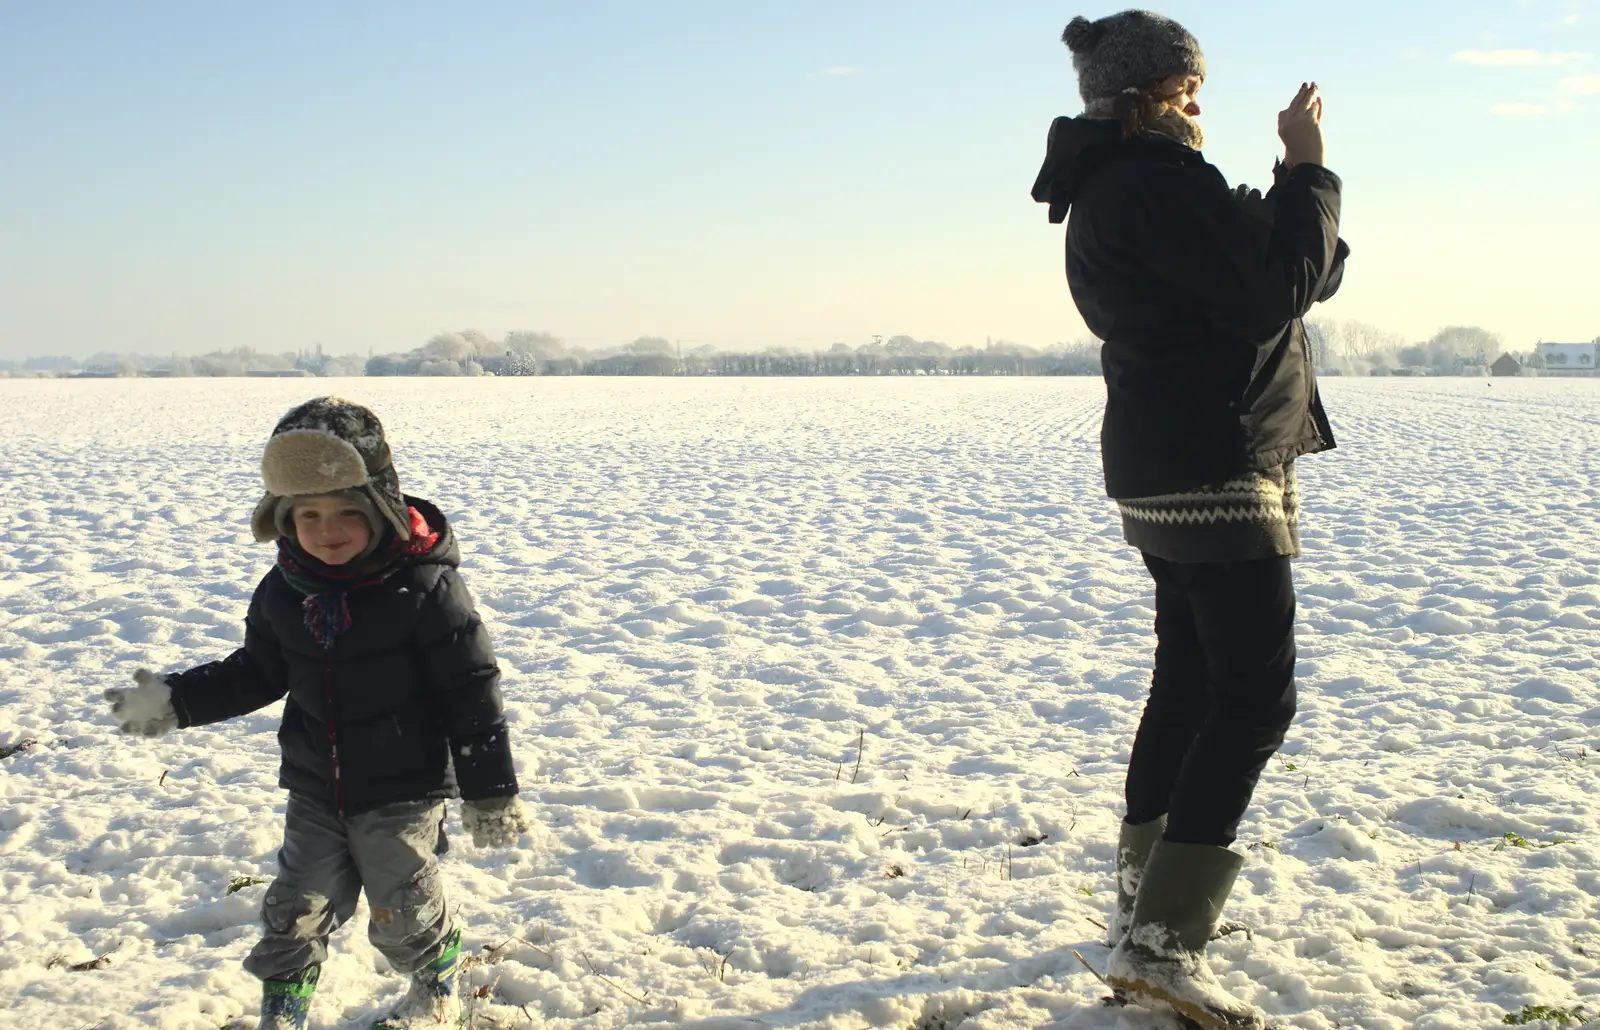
[1062,10,1206,105]
[249,397,412,544]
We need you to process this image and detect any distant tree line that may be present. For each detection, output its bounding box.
[0,346,362,378]
[1304,321,1513,376]
[360,331,1107,378]
[2,323,1547,379]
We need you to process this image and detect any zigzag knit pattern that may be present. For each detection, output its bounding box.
[1119,471,1296,524]
[1118,466,1301,562]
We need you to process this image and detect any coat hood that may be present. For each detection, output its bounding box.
[396,495,460,570]
[1030,116,1128,224]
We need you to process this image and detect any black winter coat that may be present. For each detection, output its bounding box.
[1032,117,1347,499]
[167,497,518,816]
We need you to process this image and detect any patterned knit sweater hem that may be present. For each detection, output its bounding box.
[1118,463,1300,563]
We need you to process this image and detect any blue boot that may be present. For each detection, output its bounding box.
[260,964,319,1030]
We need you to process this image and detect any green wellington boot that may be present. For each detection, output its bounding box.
[1108,815,1167,947]
[260,964,320,1030]
[1105,840,1263,1030]
[373,928,464,1028]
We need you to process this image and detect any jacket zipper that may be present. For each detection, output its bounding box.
[322,659,346,817]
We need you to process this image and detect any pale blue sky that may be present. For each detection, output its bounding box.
[1,1,1594,359]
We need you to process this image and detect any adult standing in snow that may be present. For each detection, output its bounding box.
[1031,10,1347,1029]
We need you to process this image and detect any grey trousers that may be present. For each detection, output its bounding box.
[243,793,455,982]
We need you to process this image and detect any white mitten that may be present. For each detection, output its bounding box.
[461,795,530,848]
[104,669,179,737]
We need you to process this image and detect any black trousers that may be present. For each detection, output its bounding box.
[1124,553,1298,846]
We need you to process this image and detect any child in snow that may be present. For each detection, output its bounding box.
[104,397,529,1029]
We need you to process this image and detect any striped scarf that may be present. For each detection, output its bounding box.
[276,506,440,649]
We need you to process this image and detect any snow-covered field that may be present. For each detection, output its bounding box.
[1,376,1598,1030]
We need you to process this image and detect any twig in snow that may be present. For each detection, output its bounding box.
[68,954,112,972]
[1085,917,1108,932]
[0,738,37,761]
[463,964,504,1029]
[851,728,865,784]
[580,950,649,1004]
[696,946,733,982]
[71,1020,108,1030]
[1073,949,1130,1010]
[158,769,168,787]
[1070,948,1110,988]
[484,936,552,962]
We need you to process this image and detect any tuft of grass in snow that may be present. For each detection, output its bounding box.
[225,875,269,896]
[1496,832,1574,851]
[694,946,733,983]
[1502,1004,1593,1026]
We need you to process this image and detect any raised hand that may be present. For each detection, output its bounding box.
[1278,82,1325,170]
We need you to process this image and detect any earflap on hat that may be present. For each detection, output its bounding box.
[251,493,283,543]
[360,470,413,542]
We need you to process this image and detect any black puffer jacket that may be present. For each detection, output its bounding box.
[167,497,518,816]
[1032,117,1348,499]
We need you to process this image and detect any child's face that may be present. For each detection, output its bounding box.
[292,496,372,565]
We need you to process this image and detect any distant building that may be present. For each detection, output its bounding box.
[245,369,314,378]
[1535,341,1599,377]
[1490,353,1523,377]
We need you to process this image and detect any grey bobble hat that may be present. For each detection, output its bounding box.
[1062,10,1206,104]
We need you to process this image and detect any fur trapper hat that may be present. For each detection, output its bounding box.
[1062,10,1205,104]
[249,397,411,544]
